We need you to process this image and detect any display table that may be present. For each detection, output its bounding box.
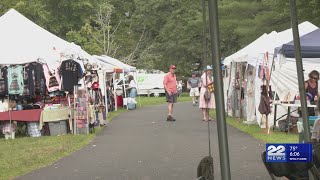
[40,107,71,130]
[0,109,42,121]
[273,101,317,134]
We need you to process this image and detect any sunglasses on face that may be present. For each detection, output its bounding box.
[312,77,319,80]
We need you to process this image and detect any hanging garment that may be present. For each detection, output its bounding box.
[59,60,83,92]
[43,64,61,92]
[258,94,271,115]
[0,66,8,96]
[23,63,37,96]
[265,67,270,81]
[8,65,24,95]
[258,65,264,79]
[33,63,46,95]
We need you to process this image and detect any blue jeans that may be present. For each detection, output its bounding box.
[129,88,137,98]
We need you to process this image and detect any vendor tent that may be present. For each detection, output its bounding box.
[0,9,90,66]
[224,33,269,66]
[279,28,320,58]
[93,55,136,72]
[224,21,318,127]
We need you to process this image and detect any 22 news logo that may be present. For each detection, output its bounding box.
[266,144,286,162]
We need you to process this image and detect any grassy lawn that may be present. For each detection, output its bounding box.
[210,111,298,143]
[0,94,191,180]
[136,93,191,107]
[0,128,101,180]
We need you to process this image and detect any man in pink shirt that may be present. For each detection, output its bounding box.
[163,65,177,121]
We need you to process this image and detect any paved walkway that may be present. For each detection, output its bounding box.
[17,102,270,180]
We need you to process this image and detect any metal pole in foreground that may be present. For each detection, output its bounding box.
[289,0,311,142]
[201,0,212,158]
[201,0,207,67]
[207,0,231,179]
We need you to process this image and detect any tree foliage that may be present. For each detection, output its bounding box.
[0,0,319,76]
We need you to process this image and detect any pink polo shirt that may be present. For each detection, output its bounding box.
[163,72,177,94]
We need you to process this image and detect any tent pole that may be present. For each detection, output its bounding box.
[8,96,12,136]
[113,72,117,111]
[232,63,238,118]
[103,71,109,122]
[289,0,311,142]
[207,0,231,179]
[135,71,142,108]
[123,71,128,110]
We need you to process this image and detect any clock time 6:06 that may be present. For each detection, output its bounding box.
[290,152,300,156]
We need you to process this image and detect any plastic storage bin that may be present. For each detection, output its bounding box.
[48,120,67,136]
[27,122,41,137]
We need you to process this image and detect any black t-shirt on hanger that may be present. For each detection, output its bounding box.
[0,66,8,95]
[33,63,46,95]
[60,60,83,92]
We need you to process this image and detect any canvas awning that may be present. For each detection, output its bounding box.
[93,55,136,73]
[0,9,90,68]
[280,28,320,58]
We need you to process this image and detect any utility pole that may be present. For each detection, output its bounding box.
[207,0,231,179]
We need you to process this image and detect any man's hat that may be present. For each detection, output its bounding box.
[169,65,176,69]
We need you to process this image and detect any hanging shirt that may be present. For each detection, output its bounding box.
[43,64,61,92]
[0,66,8,96]
[60,60,83,92]
[23,63,37,96]
[31,63,46,95]
[8,65,24,95]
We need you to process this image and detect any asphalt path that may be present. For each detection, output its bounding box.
[17,102,270,180]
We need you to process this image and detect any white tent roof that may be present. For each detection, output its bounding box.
[224,21,318,66]
[224,33,268,66]
[0,9,90,66]
[93,55,136,72]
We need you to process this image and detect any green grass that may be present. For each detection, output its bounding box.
[136,93,192,107]
[210,111,298,143]
[0,128,101,180]
[107,108,127,122]
[0,94,191,180]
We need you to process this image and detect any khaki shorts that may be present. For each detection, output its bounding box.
[190,87,200,97]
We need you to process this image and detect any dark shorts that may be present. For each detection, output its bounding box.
[166,92,177,103]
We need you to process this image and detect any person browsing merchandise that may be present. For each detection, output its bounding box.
[163,65,178,121]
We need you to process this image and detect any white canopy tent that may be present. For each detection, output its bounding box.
[224,21,318,127]
[0,9,90,70]
[93,55,138,110]
[93,55,136,73]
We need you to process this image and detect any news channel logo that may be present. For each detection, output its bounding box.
[266,144,286,162]
[266,144,312,163]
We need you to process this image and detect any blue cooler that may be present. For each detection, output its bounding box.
[128,103,136,110]
[309,116,320,126]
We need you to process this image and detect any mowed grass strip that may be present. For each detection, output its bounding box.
[0,132,97,180]
[210,110,298,143]
[0,94,191,180]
